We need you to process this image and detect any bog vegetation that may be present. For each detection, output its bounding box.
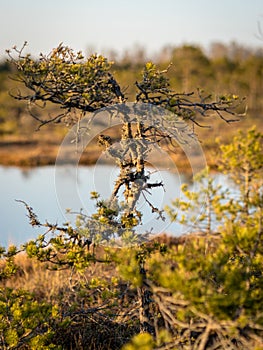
[0,43,262,349]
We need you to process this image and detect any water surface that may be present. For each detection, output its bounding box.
[0,165,186,247]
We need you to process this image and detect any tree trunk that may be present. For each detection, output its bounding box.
[137,261,155,335]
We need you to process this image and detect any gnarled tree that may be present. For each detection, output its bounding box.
[6,43,245,339]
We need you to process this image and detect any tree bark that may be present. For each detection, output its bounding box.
[137,261,155,335]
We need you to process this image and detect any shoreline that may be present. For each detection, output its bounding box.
[0,138,211,172]
[0,138,99,167]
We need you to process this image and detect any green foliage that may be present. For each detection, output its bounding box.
[217,126,263,215]
[1,130,263,347]
[115,244,159,287]
[9,43,118,113]
[0,245,20,280]
[0,288,59,349]
[23,229,95,271]
[154,127,263,348]
[3,42,263,348]
[136,61,170,96]
[5,43,126,130]
[166,127,263,235]
[165,167,228,234]
[150,225,263,321]
[122,329,173,350]
[122,332,154,350]
[70,193,144,247]
[217,126,263,180]
[6,43,244,129]
[2,42,263,136]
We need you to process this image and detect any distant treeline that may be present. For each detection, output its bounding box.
[0,42,262,135]
[112,42,263,114]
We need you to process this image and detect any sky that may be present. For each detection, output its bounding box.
[1,0,263,59]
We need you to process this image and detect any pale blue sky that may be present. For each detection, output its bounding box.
[1,0,263,59]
